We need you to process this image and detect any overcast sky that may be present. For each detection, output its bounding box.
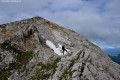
[0,0,120,49]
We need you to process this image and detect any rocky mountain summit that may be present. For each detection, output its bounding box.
[0,16,120,80]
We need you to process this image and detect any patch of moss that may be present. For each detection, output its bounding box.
[80,62,86,77]
[0,42,33,80]
[29,58,60,80]
[60,68,73,80]
[60,61,74,80]
[69,60,75,68]
[0,42,16,51]
[0,67,11,80]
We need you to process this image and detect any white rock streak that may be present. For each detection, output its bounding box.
[46,40,67,56]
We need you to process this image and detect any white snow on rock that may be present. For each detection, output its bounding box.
[58,44,62,48]
[46,40,56,50]
[46,40,68,56]
[54,47,63,56]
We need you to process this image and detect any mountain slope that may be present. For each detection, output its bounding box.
[0,16,120,80]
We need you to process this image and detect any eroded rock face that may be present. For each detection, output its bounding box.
[0,16,120,80]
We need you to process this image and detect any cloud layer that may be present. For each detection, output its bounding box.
[0,0,120,48]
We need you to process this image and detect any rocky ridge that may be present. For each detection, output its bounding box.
[0,16,120,80]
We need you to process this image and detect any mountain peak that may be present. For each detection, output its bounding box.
[30,16,44,19]
[0,16,120,80]
[25,16,47,22]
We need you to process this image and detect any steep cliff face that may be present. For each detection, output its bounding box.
[0,16,120,80]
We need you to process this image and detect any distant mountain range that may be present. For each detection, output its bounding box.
[102,48,120,64]
[109,54,120,64]
[103,48,120,56]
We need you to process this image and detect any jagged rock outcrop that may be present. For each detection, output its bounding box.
[0,16,120,80]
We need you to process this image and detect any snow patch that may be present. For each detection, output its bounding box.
[46,40,56,50]
[46,40,68,56]
[58,44,62,48]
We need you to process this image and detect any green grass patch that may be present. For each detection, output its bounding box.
[29,57,60,80]
[60,61,73,80]
[80,62,86,77]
